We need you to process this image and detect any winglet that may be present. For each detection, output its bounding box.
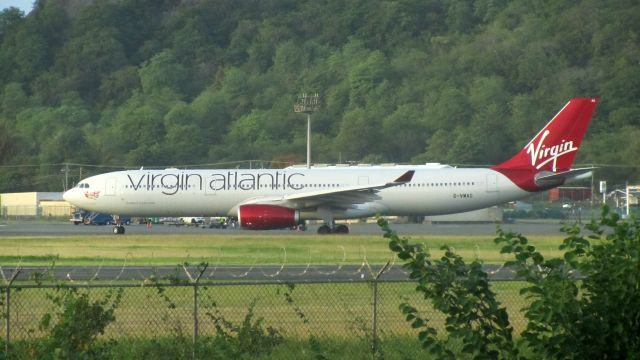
[393,170,415,184]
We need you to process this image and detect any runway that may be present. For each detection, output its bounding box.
[0,220,567,237]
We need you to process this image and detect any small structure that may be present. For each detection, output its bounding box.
[625,184,640,217]
[548,187,592,203]
[0,192,73,219]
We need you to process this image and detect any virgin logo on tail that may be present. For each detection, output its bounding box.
[492,98,598,192]
[526,130,578,171]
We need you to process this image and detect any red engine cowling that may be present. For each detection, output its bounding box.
[238,204,299,230]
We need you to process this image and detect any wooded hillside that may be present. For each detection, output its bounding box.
[0,0,638,191]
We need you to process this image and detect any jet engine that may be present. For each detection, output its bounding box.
[238,204,299,230]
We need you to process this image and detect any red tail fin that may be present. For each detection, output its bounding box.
[492,98,598,191]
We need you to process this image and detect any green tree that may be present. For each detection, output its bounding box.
[190,88,231,141]
[12,29,49,82]
[425,86,471,131]
[0,118,16,163]
[1,82,30,119]
[381,103,427,161]
[348,50,388,107]
[0,7,23,35]
[58,28,127,102]
[39,126,91,164]
[334,107,382,161]
[101,89,179,165]
[227,110,265,159]
[138,50,189,96]
[164,101,208,163]
[98,66,141,108]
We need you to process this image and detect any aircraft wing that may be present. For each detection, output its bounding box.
[239,170,414,210]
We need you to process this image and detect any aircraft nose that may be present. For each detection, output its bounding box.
[63,188,81,205]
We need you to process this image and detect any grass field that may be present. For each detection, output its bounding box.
[2,230,546,358]
[5,280,531,342]
[0,231,567,266]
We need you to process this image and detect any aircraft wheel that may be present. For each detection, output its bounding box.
[113,226,125,235]
[317,225,332,234]
[334,224,349,234]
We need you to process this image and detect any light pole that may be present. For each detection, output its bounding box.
[294,93,320,168]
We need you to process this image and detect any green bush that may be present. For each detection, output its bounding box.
[381,218,518,359]
[496,206,640,359]
[382,205,640,359]
[34,287,122,360]
[203,300,283,359]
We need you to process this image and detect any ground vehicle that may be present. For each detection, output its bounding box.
[70,210,131,225]
[181,217,205,224]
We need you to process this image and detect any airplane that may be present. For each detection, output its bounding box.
[63,97,598,235]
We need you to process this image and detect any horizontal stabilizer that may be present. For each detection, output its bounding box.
[534,167,595,188]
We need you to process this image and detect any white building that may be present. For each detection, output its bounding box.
[0,192,73,218]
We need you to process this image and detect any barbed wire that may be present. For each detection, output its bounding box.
[0,244,521,285]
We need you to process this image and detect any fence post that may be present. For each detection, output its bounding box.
[193,283,199,360]
[183,263,207,360]
[371,261,391,359]
[372,279,379,357]
[4,267,21,358]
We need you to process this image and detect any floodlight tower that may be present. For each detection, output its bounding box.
[294,93,320,168]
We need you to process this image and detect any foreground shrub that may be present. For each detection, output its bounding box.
[497,206,640,359]
[380,218,519,359]
[36,287,123,359]
[203,300,283,359]
[382,206,640,359]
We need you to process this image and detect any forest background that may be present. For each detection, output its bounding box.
[0,0,638,192]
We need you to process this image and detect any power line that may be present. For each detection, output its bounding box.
[1,161,639,170]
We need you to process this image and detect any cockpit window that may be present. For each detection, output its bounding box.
[76,183,89,188]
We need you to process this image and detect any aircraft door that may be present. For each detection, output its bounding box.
[486,174,498,192]
[105,178,117,196]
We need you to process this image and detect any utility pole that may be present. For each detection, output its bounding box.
[294,93,320,168]
[61,163,70,191]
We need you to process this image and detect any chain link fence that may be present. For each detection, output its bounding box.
[1,278,529,359]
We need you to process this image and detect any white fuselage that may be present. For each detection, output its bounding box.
[63,165,528,219]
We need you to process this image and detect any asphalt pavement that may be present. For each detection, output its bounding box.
[0,220,567,237]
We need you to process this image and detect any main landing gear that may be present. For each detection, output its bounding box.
[112,215,125,235]
[317,223,349,234]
